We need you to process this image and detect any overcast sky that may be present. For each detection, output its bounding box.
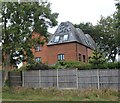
[48,0,117,33]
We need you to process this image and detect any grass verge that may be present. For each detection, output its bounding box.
[2,86,119,101]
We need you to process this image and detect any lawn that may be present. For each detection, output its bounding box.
[2,86,119,101]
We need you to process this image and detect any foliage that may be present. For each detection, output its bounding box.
[51,61,93,70]
[95,15,118,62]
[51,61,82,69]
[89,48,107,69]
[74,6,119,62]
[107,62,120,69]
[114,1,120,55]
[51,61,120,70]
[74,22,96,39]
[1,1,58,68]
[19,62,51,70]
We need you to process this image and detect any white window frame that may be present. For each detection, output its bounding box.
[63,34,68,41]
[35,57,41,62]
[58,54,65,61]
[54,36,60,42]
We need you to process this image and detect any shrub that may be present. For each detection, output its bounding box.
[19,61,120,70]
[51,61,120,70]
[19,62,51,70]
[107,62,120,69]
[51,61,93,70]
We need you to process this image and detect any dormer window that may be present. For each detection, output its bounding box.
[63,34,68,41]
[54,36,60,42]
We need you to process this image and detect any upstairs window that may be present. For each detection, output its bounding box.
[78,53,81,61]
[35,57,41,62]
[54,36,60,42]
[63,34,68,41]
[35,44,41,52]
[58,54,65,61]
[83,55,85,62]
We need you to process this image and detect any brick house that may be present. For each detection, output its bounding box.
[32,21,96,65]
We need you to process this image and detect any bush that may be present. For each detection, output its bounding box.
[51,61,93,70]
[51,61,120,70]
[19,61,120,70]
[107,62,120,69]
[51,61,82,69]
[19,62,51,70]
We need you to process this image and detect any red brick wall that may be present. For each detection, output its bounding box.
[32,43,48,63]
[31,32,48,64]
[87,48,94,58]
[32,42,93,65]
[76,43,88,62]
[31,32,94,65]
[47,43,77,64]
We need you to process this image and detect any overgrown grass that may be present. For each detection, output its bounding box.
[2,86,119,101]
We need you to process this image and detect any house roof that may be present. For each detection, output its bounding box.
[47,21,96,49]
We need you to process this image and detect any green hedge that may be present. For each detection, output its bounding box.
[51,61,120,70]
[18,62,51,71]
[16,61,120,71]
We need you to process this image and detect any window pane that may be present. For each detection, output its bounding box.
[63,34,68,41]
[54,36,60,42]
[62,54,65,60]
[58,55,61,60]
[35,57,41,62]
[57,54,65,61]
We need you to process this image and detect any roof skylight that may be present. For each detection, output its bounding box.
[63,34,68,41]
[54,36,60,42]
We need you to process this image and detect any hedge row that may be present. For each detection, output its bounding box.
[16,61,120,71]
[51,61,120,70]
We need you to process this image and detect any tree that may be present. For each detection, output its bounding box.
[1,1,58,68]
[95,15,118,62]
[89,47,106,68]
[114,1,120,55]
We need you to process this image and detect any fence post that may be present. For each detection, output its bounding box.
[57,69,59,88]
[22,71,24,87]
[76,68,78,89]
[97,69,100,89]
[39,70,41,88]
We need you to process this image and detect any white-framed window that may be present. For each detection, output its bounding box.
[35,57,41,62]
[57,54,65,61]
[54,36,60,42]
[35,44,41,51]
[63,34,68,41]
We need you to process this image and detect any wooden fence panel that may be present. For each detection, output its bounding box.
[58,69,77,88]
[78,70,98,89]
[8,71,22,86]
[99,69,119,89]
[24,70,39,88]
[7,69,119,89]
[41,70,57,88]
